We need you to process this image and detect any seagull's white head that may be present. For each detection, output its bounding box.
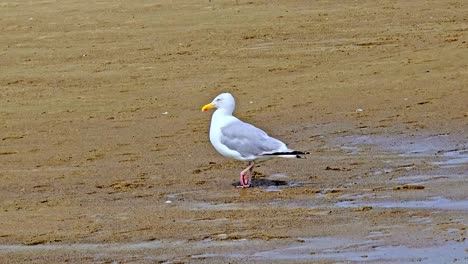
[202,93,236,114]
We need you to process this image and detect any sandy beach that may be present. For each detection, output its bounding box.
[1,0,467,262]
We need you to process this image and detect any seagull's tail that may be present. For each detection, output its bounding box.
[262,150,310,159]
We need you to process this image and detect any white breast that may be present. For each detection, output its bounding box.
[209,110,244,160]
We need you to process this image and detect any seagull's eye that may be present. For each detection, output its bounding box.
[216,98,221,101]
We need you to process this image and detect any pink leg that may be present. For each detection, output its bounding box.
[237,161,254,188]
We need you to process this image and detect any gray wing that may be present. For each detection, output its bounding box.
[220,120,286,158]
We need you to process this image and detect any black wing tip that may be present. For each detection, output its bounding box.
[264,150,310,157]
[290,150,311,155]
[296,151,309,159]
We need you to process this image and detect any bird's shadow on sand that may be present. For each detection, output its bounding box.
[231,178,290,188]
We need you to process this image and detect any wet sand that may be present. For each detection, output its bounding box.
[1,0,467,263]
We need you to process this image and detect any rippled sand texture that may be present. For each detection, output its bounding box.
[1,0,467,263]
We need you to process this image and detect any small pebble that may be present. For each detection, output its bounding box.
[216,234,228,239]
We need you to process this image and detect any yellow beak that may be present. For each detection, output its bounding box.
[201,103,215,112]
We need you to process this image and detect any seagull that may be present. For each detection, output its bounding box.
[201,93,308,188]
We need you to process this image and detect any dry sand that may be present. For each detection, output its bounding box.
[1,0,467,263]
